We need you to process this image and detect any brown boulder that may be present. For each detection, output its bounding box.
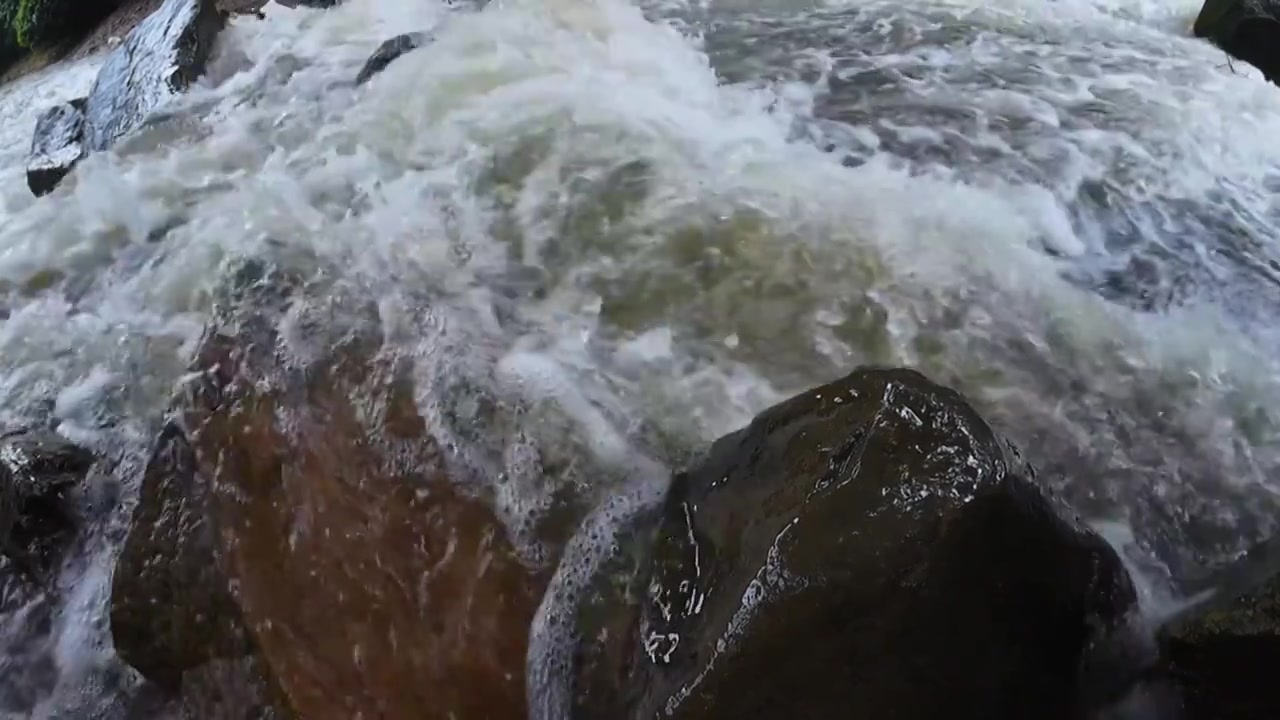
[573,367,1143,719]
[111,266,544,719]
[109,421,253,690]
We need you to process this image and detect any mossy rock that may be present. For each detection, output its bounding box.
[1159,536,1280,719]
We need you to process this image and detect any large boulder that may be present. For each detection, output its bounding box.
[355,32,429,85]
[84,0,226,152]
[26,98,87,197]
[1193,0,1280,85]
[572,368,1143,719]
[111,263,545,719]
[1156,533,1280,718]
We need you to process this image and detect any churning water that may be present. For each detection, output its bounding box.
[0,0,1279,714]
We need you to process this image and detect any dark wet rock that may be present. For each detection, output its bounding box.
[1193,0,1280,85]
[110,421,253,691]
[0,430,96,715]
[26,98,87,197]
[220,0,270,18]
[111,264,545,719]
[0,593,59,716]
[84,0,226,153]
[273,0,343,7]
[0,428,95,579]
[1155,533,1280,719]
[134,657,286,720]
[0,557,32,614]
[576,368,1143,719]
[355,32,428,85]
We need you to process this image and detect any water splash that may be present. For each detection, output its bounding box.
[0,0,1277,712]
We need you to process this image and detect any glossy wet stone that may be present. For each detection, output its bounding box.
[84,0,226,152]
[355,32,429,85]
[577,367,1142,720]
[26,98,87,197]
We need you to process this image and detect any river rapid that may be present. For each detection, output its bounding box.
[0,0,1278,715]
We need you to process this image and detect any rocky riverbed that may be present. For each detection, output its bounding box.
[4,0,1280,717]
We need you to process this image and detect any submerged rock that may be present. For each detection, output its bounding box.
[1157,534,1280,718]
[84,0,226,152]
[1193,0,1280,85]
[111,265,545,719]
[26,99,87,197]
[577,368,1142,719]
[355,32,429,85]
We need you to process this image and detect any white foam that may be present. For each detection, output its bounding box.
[0,0,1279,711]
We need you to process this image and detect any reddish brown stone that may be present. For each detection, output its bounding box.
[113,274,545,720]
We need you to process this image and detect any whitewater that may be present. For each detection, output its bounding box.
[1,0,1279,714]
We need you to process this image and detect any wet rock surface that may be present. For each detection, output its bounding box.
[1193,0,1280,85]
[110,421,254,691]
[355,32,429,85]
[1156,534,1280,719]
[26,98,88,197]
[85,0,226,152]
[27,0,227,196]
[0,429,102,716]
[576,368,1142,720]
[273,0,344,8]
[110,263,546,720]
[141,656,286,720]
[0,428,95,579]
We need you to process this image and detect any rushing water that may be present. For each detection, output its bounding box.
[1,0,1279,714]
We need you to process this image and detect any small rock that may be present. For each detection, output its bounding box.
[26,99,87,198]
[0,428,95,578]
[273,0,343,7]
[84,0,227,153]
[0,430,100,715]
[355,32,429,85]
[578,368,1143,719]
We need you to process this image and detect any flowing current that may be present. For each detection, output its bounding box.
[1,0,1279,714]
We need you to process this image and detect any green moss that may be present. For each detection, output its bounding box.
[1,0,127,51]
[1176,576,1280,641]
[14,0,29,47]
